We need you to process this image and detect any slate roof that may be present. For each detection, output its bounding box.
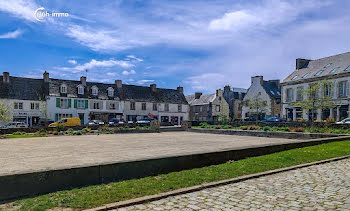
[283,52,350,83]
[48,78,188,104]
[0,76,47,100]
[263,81,281,99]
[185,93,216,106]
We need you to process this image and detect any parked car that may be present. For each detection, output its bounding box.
[136,119,153,124]
[88,120,105,126]
[336,118,350,124]
[39,118,54,126]
[49,117,81,127]
[108,118,125,125]
[261,117,284,122]
[2,122,28,129]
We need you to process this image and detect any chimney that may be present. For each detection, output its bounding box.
[115,80,122,89]
[177,86,183,94]
[80,76,86,86]
[43,71,50,83]
[216,89,223,97]
[2,72,9,83]
[150,84,157,92]
[195,92,202,99]
[251,76,263,86]
[296,58,310,70]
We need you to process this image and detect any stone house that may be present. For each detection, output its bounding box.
[223,86,247,119]
[0,71,189,126]
[186,89,229,121]
[281,52,350,121]
[242,76,281,120]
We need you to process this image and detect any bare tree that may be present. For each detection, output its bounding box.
[244,92,268,121]
[0,101,12,127]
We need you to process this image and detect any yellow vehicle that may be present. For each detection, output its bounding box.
[49,117,81,127]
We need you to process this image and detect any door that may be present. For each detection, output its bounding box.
[79,113,84,125]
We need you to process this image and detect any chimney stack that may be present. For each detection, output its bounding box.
[195,92,202,99]
[80,76,86,86]
[2,72,9,83]
[251,76,263,86]
[43,71,50,83]
[296,58,310,70]
[268,79,280,87]
[115,80,122,89]
[177,86,183,94]
[216,89,223,97]
[150,84,157,92]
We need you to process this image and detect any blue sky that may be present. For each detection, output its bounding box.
[1,0,350,94]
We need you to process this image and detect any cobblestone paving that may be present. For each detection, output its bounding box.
[118,159,350,210]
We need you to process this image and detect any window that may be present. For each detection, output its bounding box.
[110,102,116,110]
[93,101,101,109]
[330,67,339,74]
[35,103,39,109]
[345,65,350,71]
[302,72,310,78]
[153,103,157,111]
[270,90,275,95]
[60,99,69,108]
[219,97,222,101]
[296,87,303,101]
[338,81,347,98]
[108,87,114,97]
[291,75,298,80]
[92,86,98,96]
[324,63,332,68]
[77,100,85,109]
[164,104,169,111]
[130,102,135,110]
[14,102,23,110]
[31,103,35,110]
[178,104,182,112]
[314,70,323,76]
[78,86,84,95]
[199,106,202,112]
[60,84,67,93]
[286,88,294,102]
[216,105,220,112]
[142,103,146,110]
[324,83,332,97]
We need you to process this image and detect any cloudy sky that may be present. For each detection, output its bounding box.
[0,0,350,94]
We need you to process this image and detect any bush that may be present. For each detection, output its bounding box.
[73,130,82,135]
[261,126,271,131]
[222,125,233,129]
[39,132,47,137]
[56,125,65,132]
[150,120,160,132]
[52,131,59,135]
[12,131,26,135]
[278,127,290,132]
[291,127,305,133]
[240,126,248,130]
[214,125,222,129]
[247,125,260,130]
[199,122,209,128]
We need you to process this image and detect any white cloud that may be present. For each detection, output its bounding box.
[184,73,227,92]
[126,55,143,62]
[0,29,23,39]
[67,59,77,64]
[209,11,258,31]
[122,69,136,75]
[0,0,39,22]
[136,79,154,85]
[58,59,134,73]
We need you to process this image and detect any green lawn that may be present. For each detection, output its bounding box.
[6,134,42,139]
[10,140,350,211]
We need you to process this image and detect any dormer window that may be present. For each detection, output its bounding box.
[91,86,98,96]
[291,75,298,80]
[60,84,67,94]
[77,85,84,95]
[107,87,114,97]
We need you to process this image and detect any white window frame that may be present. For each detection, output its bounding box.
[107,87,114,97]
[14,102,23,110]
[78,85,84,95]
[77,100,85,109]
[60,99,69,108]
[60,84,67,94]
[92,86,98,96]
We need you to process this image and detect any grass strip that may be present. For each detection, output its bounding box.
[11,140,350,211]
[6,134,42,139]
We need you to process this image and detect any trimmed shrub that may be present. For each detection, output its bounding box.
[56,125,65,132]
[240,126,248,130]
[247,125,260,130]
[291,127,305,133]
[222,125,233,129]
[278,127,290,132]
[12,131,26,135]
[215,125,222,129]
[52,131,59,135]
[199,122,208,128]
[261,126,271,131]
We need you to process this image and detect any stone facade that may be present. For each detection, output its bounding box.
[186,89,229,121]
[242,76,281,120]
[223,86,247,119]
[281,52,350,121]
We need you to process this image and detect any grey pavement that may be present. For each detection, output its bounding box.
[119,158,350,211]
[0,132,302,175]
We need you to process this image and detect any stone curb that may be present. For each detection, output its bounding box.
[86,155,350,211]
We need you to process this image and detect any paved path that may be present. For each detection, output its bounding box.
[119,159,350,210]
[0,132,301,175]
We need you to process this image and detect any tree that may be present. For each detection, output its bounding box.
[291,79,335,124]
[0,101,12,126]
[244,92,268,121]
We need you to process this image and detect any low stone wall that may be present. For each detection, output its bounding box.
[190,121,350,129]
[1,135,350,202]
[188,128,344,139]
